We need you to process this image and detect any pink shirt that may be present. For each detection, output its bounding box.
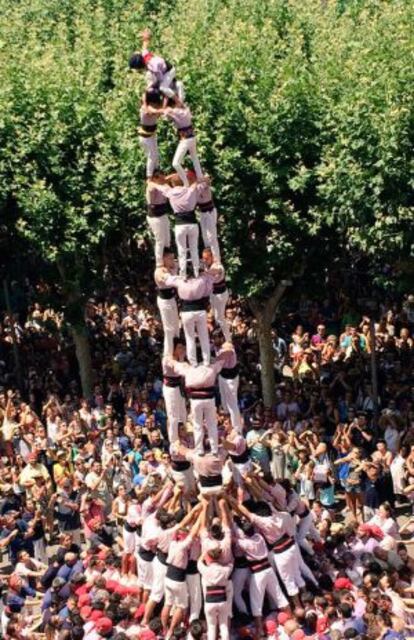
[167,359,224,388]
[159,183,202,213]
[157,526,178,553]
[217,346,237,369]
[167,534,194,569]
[164,273,213,300]
[185,449,227,477]
[165,107,193,130]
[251,510,295,543]
[197,559,233,586]
[234,530,268,560]
[197,182,214,206]
[141,512,160,551]
[143,50,167,82]
[200,527,233,564]
[227,433,246,456]
[146,183,168,206]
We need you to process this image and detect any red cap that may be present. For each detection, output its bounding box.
[277,612,292,626]
[264,619,277,635]
[292,631,305,640]
[139,631,156,640]
[369,524,385,540]
[90,610,104,622]
[334,577,354,591]
[80,606,92,620]
[95,616,113,633]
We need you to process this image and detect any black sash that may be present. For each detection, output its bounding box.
[272,534,294,554]
[186,559,198,575]
[171,459,191,472]
[139,547,155,562]
[198,200,215,212]
[175,210,197,225]
[157,549,168,565]
[181,297,208,312]
[157,287,175,300]
[205,585,227,603]
[220,364,239,379]
[124,522,138,533]
[147,203,169,217]
[186,386,216,400]
[248,557,271,573]
[199,473,222,488]
[163,375,181,388]
[166,564,187,582]
[298,507,310,519]
[213,281,227,295]
[178,125,195,139]
[234,556,249,569]
[229,448,249,464]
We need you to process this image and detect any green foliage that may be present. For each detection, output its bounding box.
[0,0,412,303]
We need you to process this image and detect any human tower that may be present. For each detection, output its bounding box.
[129,29,242,453]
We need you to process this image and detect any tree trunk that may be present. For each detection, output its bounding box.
[250,283,287,408]
[56,259,94,400]
[71,324,94,400]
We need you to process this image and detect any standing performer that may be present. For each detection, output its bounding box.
[146,172,171,267]
[154,248,180,356]
[162,338,187,443]
[129,28,184,102]
[198,548,233,640]
[139,89,162,178]
[191,173,221,261]
[154,175,208,279]
[230,499,289,637]
[162,103,203,185]
[164,356,226,454]
[160,271,213,366]
[216,338,242,432]
[202,248,231,342]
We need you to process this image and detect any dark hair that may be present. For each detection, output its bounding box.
[339,603,353,619]
[189,620,203,640]
[129,53,145,70]
[145,89,162,106]
[149,618,163,635]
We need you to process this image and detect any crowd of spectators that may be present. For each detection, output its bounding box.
[0,274,414,640]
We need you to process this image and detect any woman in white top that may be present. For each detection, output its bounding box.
[369,502,399,538]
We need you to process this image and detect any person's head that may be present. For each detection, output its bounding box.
[129,53,145,71]
[202,248,214,268]
[378,502,392,520]
[163,247,176,270]
[145,88,162,107]
[189,619,203,640]
[173,337,186,360]
[169,174,184,188]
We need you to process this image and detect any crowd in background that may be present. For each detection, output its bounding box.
[0,274,414,640]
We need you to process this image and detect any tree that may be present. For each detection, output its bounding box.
[0,0,412,403]
[149,0,413,405]
[0,0,150,397]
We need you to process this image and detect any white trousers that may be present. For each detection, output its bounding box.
[181,310,210,366]
[150,557,167,603]
[186,572,202,621]
[272,545,305,596]
[191,397,218,454]
[159,67,177,99]
[139,135,159,178]
[249,566,288,616]
[157,296,179,356]
[218,375,242,432]
[205,601,229,640]
[123,528,139,554]
[163,385,187,442]
[232,567,250,614]
[210,291,231,341]
[147,215,170,266]
[174,223,199,278]
[200,207,221,262]
[173,137,203,185]
[33,538,48,565]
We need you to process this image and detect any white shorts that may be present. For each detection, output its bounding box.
[123,528,138,555]
[150,556,167,603]
[165,576,188,609]
[137,554,154,591]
